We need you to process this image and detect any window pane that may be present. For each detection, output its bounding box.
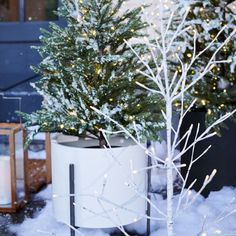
[0,0,19,22]
[25,0,58,22]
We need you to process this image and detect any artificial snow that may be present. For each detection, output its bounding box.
[10,201,110,236]
[9,186,236,236]
[7,141,236,235]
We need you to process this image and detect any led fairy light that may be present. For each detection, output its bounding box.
[187,53,192,58]
[207,109,212,115]
[92,30,96,36]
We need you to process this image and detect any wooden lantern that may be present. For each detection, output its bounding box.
[0,123,29,213]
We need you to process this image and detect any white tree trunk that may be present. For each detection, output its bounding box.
[166,100,174,236]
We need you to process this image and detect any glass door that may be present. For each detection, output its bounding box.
[0,0,19,22]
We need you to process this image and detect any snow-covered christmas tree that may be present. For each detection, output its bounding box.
[21,0,164,145]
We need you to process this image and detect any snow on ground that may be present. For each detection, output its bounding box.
[8,141,236,235]
[9,186,236,236]
[10,200,110,236]
[127,187,236,235]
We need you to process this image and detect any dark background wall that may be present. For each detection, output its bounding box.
[0,0,62,122]
[181,111,236,196]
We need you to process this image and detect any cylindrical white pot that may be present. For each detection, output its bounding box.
[51,135,147,228]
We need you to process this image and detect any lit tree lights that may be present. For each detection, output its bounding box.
[173,0,236,125]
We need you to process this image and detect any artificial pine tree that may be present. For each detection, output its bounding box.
[21,0,164,146]
[173,0,236,126]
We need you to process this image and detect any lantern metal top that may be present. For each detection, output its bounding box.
[0,123,22,135]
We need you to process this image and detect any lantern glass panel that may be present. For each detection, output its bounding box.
[0,135,12,208]
[28,133,46,160]
[15,130,25,202]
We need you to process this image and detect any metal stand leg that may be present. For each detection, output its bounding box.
[146,142,152,236]
[69,164,75,236]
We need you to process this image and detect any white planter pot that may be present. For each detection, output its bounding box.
[51,135,147,228]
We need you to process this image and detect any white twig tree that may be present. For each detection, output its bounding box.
[92,0,236,235]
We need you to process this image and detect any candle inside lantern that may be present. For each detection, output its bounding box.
[16,148,24,180]
[0,156,12,205]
